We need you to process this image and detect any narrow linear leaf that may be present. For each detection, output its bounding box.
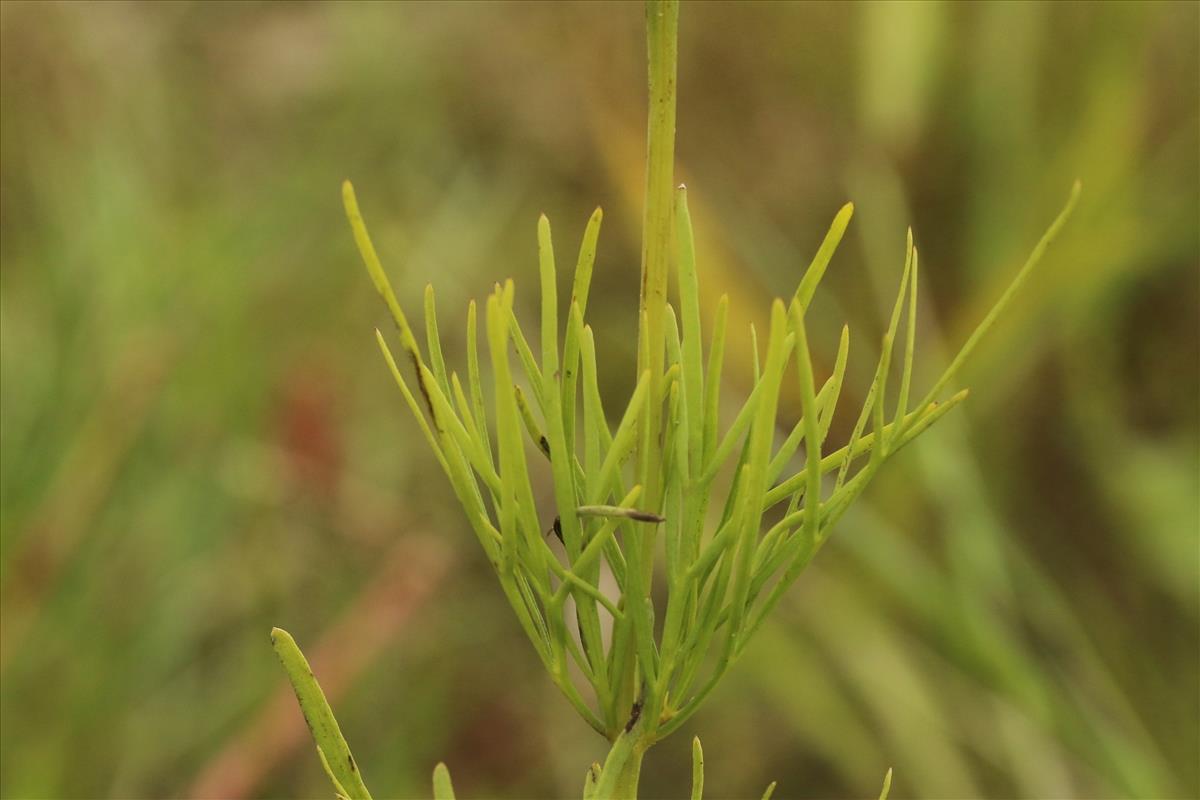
[466,299,492,457]
[578,505,666,523]
[691,736,705,800]
[703,294,730,461]
[270,628,373,800]
[583,762,602,800]
[376,330,448,474]
[538,214,559,378]
[432,762,456,800]
[893,242,919,428]
[916,180,1080,413]
[424,284,451,400]
[563,209,603,454]
[317,747,350,800]
[793,201,854,310]
[879,767,894,800]
[343,180,421,358]
[788,303,822,548]
[675,186,705,474]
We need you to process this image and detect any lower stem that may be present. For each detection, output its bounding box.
[610,747,645,800]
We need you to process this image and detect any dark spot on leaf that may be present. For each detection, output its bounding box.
[625,699,643,732]
[546,516,564,544]
[408,349,437,421]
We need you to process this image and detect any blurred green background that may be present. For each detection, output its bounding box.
[2,2,1197,798]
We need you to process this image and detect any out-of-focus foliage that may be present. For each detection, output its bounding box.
[1,2,1195,799]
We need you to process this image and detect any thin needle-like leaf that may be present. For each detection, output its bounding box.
[271,628,373,800]
[676,186,705,475]
[376,330,448,474]
[766,323,849,486]
[589,371,651,506]
[792,201,854,311]
[432,763,456,800]
[506,300,545,411]
[763,390,969,510]
[893,244,919,429]
[562,208,603,454]
[789,303,822,550]
[424,284,451,400]
[914,181,1080,415]
[703,295,730,460]
[466,300,492,457]
[691,736,705,800]
[833,239,911,491]
[538,214,559,379]
[343,180,422,360]
[879,768,894,800]
[727,301,790,644]
[701,378,766,485]
[515,385,551,459]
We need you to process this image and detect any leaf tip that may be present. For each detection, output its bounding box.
[879,767,894,800]
[341,180,358,214]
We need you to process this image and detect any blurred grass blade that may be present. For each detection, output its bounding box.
[270,628,373,800]
[879,767,894,800]
[691,736,705,800]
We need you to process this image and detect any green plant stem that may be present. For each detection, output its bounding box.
[623,0,678,763]
[594,722,649,800]
[635,0,678,522]
[611,749,646,800]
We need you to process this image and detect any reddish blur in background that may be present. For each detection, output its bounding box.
[1,2,1197,798]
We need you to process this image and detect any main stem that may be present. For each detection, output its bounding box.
[616,2,678,797]
[635,0,678,516]
[610,749,645,800]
